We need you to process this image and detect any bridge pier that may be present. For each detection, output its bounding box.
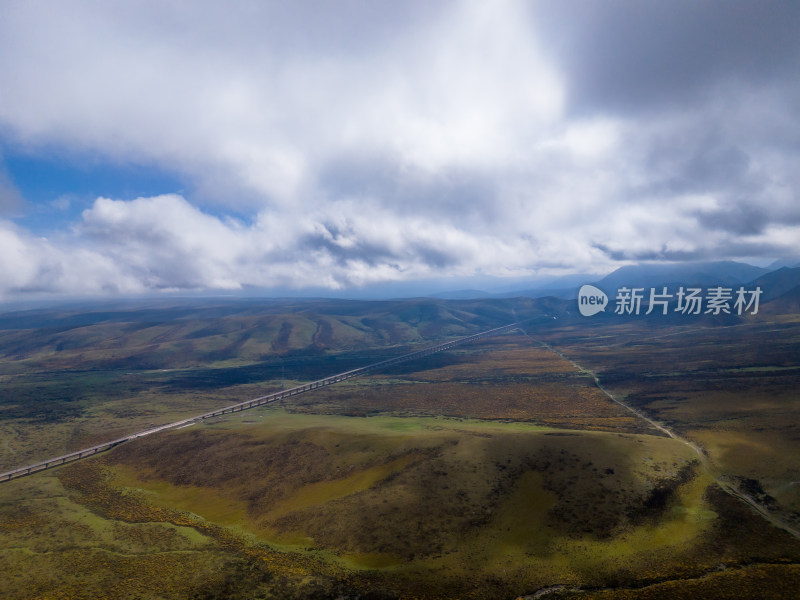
[0,322,518,484]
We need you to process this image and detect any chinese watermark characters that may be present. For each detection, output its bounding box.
[612,286,762,316]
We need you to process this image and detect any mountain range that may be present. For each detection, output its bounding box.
[432,259,800,303]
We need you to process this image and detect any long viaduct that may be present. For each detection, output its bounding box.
[0,323,518,483]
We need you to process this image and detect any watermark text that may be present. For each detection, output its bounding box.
[579,285,762,317]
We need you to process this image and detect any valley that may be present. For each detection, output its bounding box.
[0,296,799,598]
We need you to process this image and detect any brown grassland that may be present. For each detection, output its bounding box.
[535,315,800,526]
[2,304,800,599]
[286,339,651,435]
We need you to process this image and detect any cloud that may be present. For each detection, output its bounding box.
[533,0,800,116]
[73,194,561,292]
[0,0,562,206]
[0,1,798,296]
[0,219,143,295]
[0,163,24,217]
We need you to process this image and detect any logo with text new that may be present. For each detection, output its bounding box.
[578,284,608,317]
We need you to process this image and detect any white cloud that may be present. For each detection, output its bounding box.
[0,222,42,290]
[0,0,563,204]
[0,178,797,298]
[0,1,798,296]
[0,219,143,296]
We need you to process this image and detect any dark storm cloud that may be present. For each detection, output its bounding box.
[591,243,671,263]
[695,201,770,236]
[639,129,752,197]
[533,0,800,115]
[594,238,790,264]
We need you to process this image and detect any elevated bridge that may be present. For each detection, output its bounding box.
[0,323,518,483]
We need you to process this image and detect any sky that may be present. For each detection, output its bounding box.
[0,0,799,299]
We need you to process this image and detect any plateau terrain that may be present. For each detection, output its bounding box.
[1,288,799,599]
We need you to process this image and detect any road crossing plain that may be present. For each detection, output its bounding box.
[1,298,800,599]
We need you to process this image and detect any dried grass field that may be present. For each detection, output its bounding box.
[1,299,799,598]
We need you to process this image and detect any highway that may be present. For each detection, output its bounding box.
[523,330,800,542]
[0,323,518,483]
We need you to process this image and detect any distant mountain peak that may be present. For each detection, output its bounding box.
[596,260,769,291]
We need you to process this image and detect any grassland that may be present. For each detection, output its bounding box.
[285,336,652,434]
[0,296,548,472]
[534,314,800,528]
[1,297,800,598]
[4,407,797,599]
